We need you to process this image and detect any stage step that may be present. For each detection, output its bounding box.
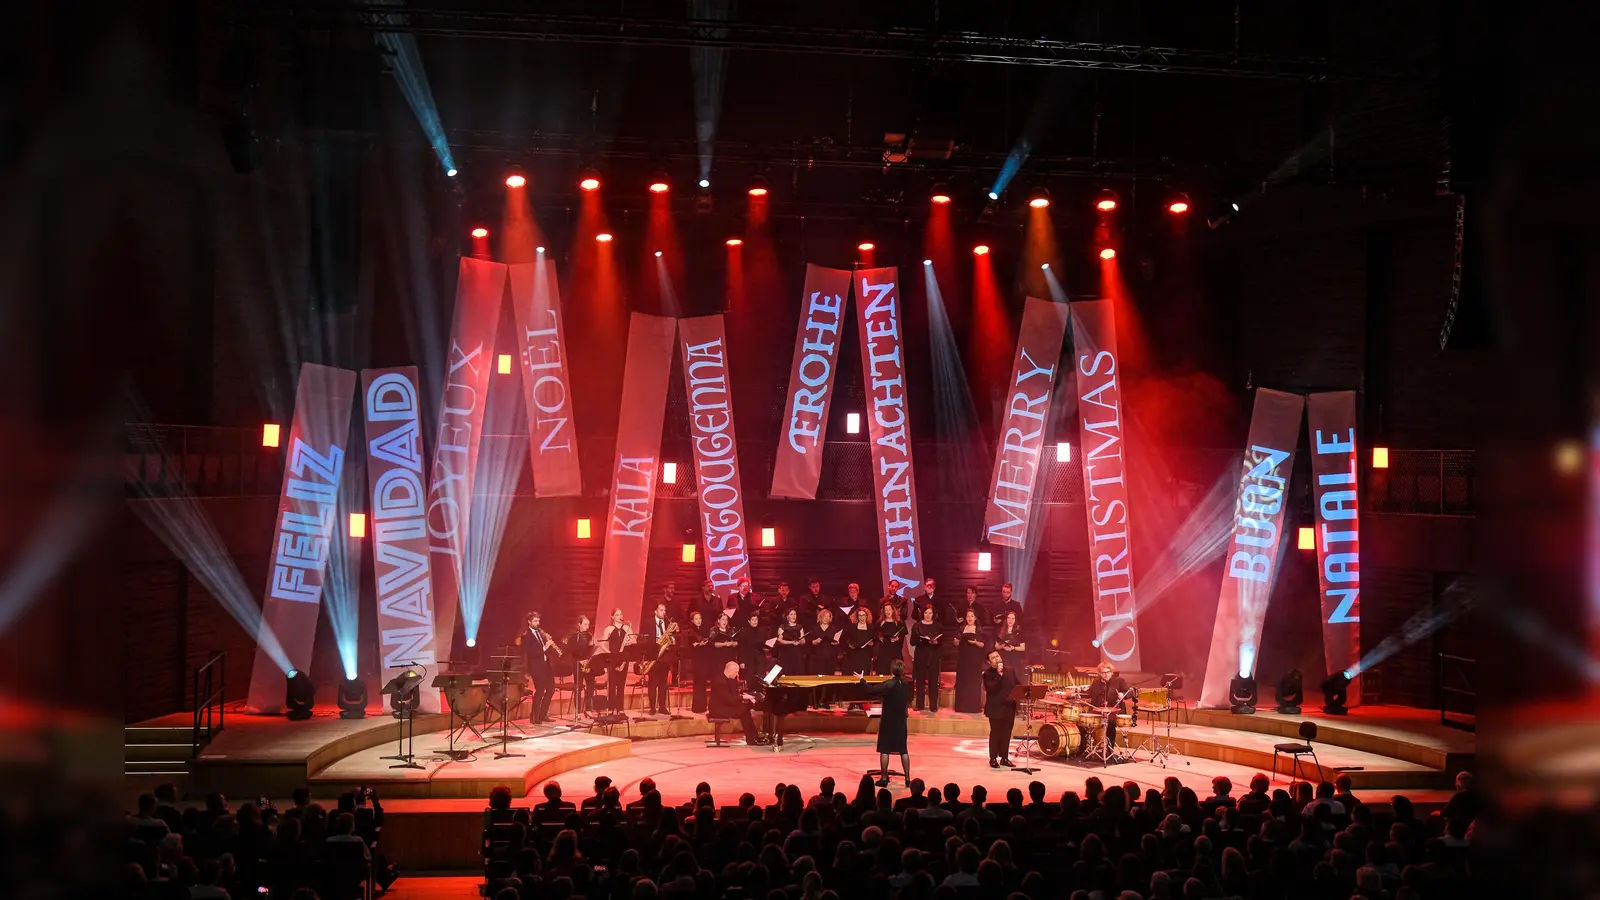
[124,724,195,781]
[125,725,193,745]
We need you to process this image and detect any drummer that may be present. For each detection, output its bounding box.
[1085,663,1132,750]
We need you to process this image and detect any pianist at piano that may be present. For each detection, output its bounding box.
[710,660,768,746]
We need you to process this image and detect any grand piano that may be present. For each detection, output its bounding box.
[759,674,892,749]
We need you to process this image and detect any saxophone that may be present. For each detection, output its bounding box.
[637,622,679,676]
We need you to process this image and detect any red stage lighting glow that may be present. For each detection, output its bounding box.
[262,423,280,448]
[496,353,512,375]
[857,242,875,251]
[681,543,697,563]
[1099,247,1117,260]
[761,527,776,548]
[1168,200,1190,214]
[595,232,613,243]
[1096,188,1120,212]
[348,513,367,539]
[973,244,990,256]
[662,461,678,484]
[575,518,592,540]
[1372,446,1390,469]
[931,192,952,205]
[505,173,526,188]
[470,227,489,238]
[747,185,768,197]
[648,180,669,193]
[1297,526,1315,551]
[977,551,992,572]
[1028,196,1050,209]
[725,237,743,247]
[578,168,602,191]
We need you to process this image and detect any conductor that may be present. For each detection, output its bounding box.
[982,650,1020,768]
[856,659,911,788]
[709,660,766,746]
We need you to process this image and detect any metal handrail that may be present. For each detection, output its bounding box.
[1437,651,1475,732]
[192,650,227,757]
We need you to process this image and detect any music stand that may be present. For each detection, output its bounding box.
[1008,683,1049,775]
[379,666,425,770]
[488,651,531,736]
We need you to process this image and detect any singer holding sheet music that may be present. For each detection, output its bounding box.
[1086,663,1132,749]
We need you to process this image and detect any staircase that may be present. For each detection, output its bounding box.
[124,650,228,782]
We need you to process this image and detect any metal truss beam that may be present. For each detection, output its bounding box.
[234,4,1425,84]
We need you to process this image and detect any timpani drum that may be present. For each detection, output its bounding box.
[1036,721,1083,758]
[444,679,489,720]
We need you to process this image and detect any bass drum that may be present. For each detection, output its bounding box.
[1036,721,1083,758]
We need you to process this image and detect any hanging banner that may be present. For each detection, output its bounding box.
[360,367,441,713]
[771,265,853,499]
[425,258,506,657]
[1199,388,1306,708]
[1069,300,1141,669]
[593,314,678,628]
[509,260,582,497]
[679,315,753,591]
[985,297,1069,548]
[855,267,925,594]
[1308,390,1361,700]
[246,363,357,713]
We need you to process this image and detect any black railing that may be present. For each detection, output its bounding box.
[1437,652,1475,732]
[192,650,227,757]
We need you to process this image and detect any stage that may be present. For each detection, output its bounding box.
[144,691,1472,869]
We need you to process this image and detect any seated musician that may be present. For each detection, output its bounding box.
[1086,663,1132,748]
[710,660,769,746]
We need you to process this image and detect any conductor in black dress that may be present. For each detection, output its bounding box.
[982,650,1020,768]
[856,659,911,788]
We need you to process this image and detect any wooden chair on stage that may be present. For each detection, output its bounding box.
[1272,720,1326,784]
[705,716,737,747]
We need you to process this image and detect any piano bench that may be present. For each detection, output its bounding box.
[706,718,736,747]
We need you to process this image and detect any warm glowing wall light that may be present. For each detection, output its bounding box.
[725,237,743,247]
[262,423,281,448]
[497,353,512,375]
[857,242,875,252]
[578,168,601,191]
[1372,446,1389,469]
[973,244,990,256]
[682,543,697,563]
[470,227,489,239]
[576,518,592,540]
[1096,189,1120,212]
[1297,526,1314,550]
[505,173,526,188]
[662,461,678,484]
[977,551,992,572]
[349,513,367,539]
[1099,248,1117,260]
[846,412,861,434]
[1055,441,1071,462]
[761,527,776,548]
[595,232,614,243]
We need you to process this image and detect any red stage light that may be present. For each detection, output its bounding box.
[846,412,861,434]
[578,168,602,191]
[977,551,992,572]
[761,527,776,548]
[262,423,281,448]
[747,175,770,197]
[496,353,512,375]
[973,244,990,256]
[595,232,614,243]
[748,185,768,197]
[857,242,875,251]
[575,518,593,540]
[649,181,669,194]
[681,543,697,563]
[505,173,526,188]
[1168,200,1190,214]
[662,461,678,484]
[1096,188,1120,212]
[470,227,489,239]
[1297,527,1315,551]
[931,192,952,205]
[1028,196,1050,209]
[1372,446,1390,469]
[725,237,743,247]
[348,513,367,539]
[1099,248,1117,260]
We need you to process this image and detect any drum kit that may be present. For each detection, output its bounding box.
[1030,673,1185,769]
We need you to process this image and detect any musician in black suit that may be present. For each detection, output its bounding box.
[982,650,1020,768]
[731,577,761,624]
[1086,663,1133,750]
[992,582,1024,629]
[710,660,765,745]
[912,577,940,625]
[643,602,676,715]
[801,577,827,620]
[518,611,558,724]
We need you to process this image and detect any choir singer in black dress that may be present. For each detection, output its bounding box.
[855,658,911,788]
[910,604,943,711]
[982,650,1020,768]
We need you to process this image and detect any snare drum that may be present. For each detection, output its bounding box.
[1037,721,1084,758]
[1059,703,1082,723]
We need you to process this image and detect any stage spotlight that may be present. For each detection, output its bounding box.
[348,513,366,539]
[1321,672,1351,715]
[1028,187,1051,209]
[698,177,711,188]
[1167,192,1191,215]
[654,250,663,258]
[977,551,992,572]
[470,227,489,239]
[446,168,458,177]
[1091,638,1101,648]
[1095,189,1119,213]
[648,172,670,193]
[504,170,526,188]
[987,190,999,201]
[662,461,678,484]
[465,637,476,648]
[285,670,315,720]
[725,237,743,247]
[1228,675,1258,715]
[930,183,952,205]
[761,527,776,548]
[857,242,875,252]
[973,244,990,256]
[578,168,601,191]
[496,353,512,375]
[1099,248,1116,260]
[262,423,281,448]
[536,246,545,254]
[1040,263,1050,270]
[682,543,697,563]
[747,175,769,197]
[595,232,614,243]
[575,518,592,540]
[1297,526,1314,550]
[1275,669,1304,715]
[1372,446,1390,468]
[337,677,368,719]
[922,259,932,266]
[1055,441,1071,462]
